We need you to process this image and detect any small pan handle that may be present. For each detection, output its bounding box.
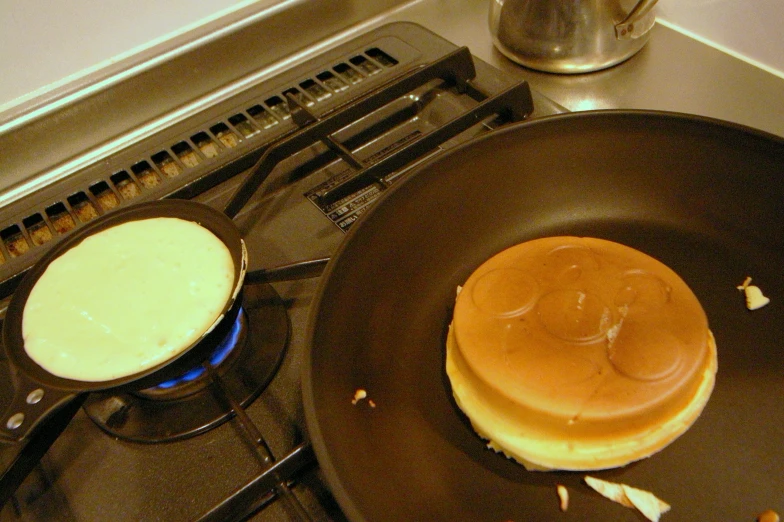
[0,368,77,443]
[0,394,86,507]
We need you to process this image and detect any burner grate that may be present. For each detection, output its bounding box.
[82,282,289,443]
[1,21,544,522]
[186,46,532,522]
[224,47,533,221]
[195,443,317,522]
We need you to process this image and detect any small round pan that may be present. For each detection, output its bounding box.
[0,199,247,442]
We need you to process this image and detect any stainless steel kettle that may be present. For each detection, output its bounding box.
[489,0,658,73]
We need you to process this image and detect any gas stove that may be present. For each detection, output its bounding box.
[0,20,564,522]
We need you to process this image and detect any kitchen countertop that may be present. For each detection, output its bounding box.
[4,0,783,141]
[377,0,784,138]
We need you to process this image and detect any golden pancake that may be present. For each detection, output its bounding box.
[446,236,717,470]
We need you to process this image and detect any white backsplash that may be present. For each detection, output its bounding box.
[657,0,784,77]
[0,0,277,114]
[1,0,782,116]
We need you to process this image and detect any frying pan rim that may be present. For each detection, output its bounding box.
[301,108,784,521]
[2,198,247,392]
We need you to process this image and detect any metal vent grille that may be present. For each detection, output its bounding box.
[0,45,402,296]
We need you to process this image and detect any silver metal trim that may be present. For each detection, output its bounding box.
[0,0,416,207]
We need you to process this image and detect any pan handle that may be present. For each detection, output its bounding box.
[0,368,78,443]
[0,394,86,507]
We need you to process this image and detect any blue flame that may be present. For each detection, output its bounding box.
[153,308,244,390]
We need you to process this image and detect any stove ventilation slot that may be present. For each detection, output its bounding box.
[0,226,26,262]
[0,46,401,297]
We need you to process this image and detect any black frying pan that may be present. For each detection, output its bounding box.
[303,111,784,521]
[0,199,247,443]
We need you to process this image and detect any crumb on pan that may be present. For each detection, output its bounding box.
[351,389,367,405]
[351,389,376,407]
[584,476,670,522]
[737,276,770,310]
[556,484,569,511]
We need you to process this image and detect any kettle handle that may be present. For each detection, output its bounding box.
[616,0,659,40]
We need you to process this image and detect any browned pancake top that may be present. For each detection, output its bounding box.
[452,236,711,437]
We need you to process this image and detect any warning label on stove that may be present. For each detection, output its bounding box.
[305,130,424,231]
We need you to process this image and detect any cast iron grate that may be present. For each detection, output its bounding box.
[193,46,533,522]
[1,42,533,522]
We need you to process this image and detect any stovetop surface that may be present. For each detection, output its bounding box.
[0,21,564,522]
[1,173,339,522]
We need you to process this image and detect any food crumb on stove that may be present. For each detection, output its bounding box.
[351,388,367,405]
[556,484,569,511]
[757,509,780,522]
[584,476,670,522]
[368,399,376,408]
[737,276,770,310]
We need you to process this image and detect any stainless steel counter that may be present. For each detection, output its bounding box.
[379,0,784,138]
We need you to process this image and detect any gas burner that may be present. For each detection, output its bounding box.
[0,20,548,521]
[81,282,289,443]
[138,305,247,401]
